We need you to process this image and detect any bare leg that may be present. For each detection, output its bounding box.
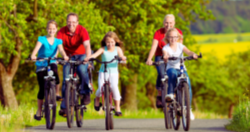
[56,84,60,96]
[36,99,43,116]
[95,97,100,106]
[114,100,121,112]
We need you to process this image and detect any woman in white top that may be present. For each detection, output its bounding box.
[162,28,197,120]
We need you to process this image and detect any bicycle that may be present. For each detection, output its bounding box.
[152,61,172,129]
[62,59,91,128]
[89,56,124,130]
[167,53,202,131]
[26,57,64,129]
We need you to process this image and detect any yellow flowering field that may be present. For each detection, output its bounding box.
[192,33,250,61]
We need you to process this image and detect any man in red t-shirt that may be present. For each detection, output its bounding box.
[57,13,92,117]
[146,14,183,107]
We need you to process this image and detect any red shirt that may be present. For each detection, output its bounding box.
[57,25,90,55]
[153,28,183,56]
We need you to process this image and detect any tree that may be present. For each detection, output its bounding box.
[90,0,214,110]
[0,0,113,108]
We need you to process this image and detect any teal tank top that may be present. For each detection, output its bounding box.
[99,46,118,73]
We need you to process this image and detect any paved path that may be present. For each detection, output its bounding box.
[27,119,232,132]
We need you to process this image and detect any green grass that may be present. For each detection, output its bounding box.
[225,99,250,132]
[0,102,227,132]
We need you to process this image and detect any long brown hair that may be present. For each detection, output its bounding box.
[101,31,124,48]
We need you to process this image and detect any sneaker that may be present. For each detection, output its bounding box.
[115,111,122,116]
[94,98,102,111]
[56,95,63,101]
[34,114,42,121]
[190,110,195,120]
[59,109,67,117]
[165,94,174,102]
[156,96,163,108]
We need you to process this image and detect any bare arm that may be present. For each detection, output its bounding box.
[183,47,198,59]
[117,47,126,61]
[30,41,42,60]
[162,49,169,63]
[84,40,91,58]
[58,45,69,60]
[146,39,158,65]
[84,47,104,61]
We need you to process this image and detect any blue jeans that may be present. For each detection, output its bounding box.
[155,56,166,90]
[167,68,192,104]
[60,54,89,109]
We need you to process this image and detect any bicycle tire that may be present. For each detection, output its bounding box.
[181,82,190,131]
[76,92,84,127]
[162,82,172,129]
[65,81,74,128]
[171,92,180,130]
[110,95,114,130]
[105,83,111,130]
[44,81,56,129]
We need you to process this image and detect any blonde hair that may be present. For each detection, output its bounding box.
[67,12,79,21]
[163,14,175,23]
[46,20,58,28]
[164,28,182,44]
[101,31,124,48]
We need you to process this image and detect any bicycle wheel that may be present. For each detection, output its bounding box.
[44,81,56,129]
[65,81,74,128]
[171,93,180,130]
[76,92,84,127]
[181,82,190,131]
[162,82,172,129]
[105,83,111,130]
[110,95,114,130]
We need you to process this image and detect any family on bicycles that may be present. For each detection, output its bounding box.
[30,12,199,130]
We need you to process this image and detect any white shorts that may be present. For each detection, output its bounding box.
[96,72,121,100]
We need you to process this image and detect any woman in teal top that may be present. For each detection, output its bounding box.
[85,31,126,116]
[30,20,69,121]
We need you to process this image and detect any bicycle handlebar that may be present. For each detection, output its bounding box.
[168,52,202,61]
[89,56,125,64]
[152,53,202,66]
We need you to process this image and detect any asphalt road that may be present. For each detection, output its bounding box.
[27,119,232,132]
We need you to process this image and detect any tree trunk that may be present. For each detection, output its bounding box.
[121,74,137,111]
[228,103,234,119]
[0,68,18,109]
[145,82,156,109]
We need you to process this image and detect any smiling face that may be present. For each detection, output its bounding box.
[47,23,57,37]
[67,15,79,33]
[163,16,175,32]
[105,37,116,50]
[167,30,179,45]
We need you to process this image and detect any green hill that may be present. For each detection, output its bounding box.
[190,0,250,34]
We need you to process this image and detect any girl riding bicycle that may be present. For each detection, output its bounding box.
[162,28,197,120]
[85,31,126,116]
[30,20,69,120]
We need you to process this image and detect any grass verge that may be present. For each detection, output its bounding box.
[225,100,250,132]
[0,102,227,132]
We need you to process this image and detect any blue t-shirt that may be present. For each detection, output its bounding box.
[35,36,62,70]
[99,46,118,73]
